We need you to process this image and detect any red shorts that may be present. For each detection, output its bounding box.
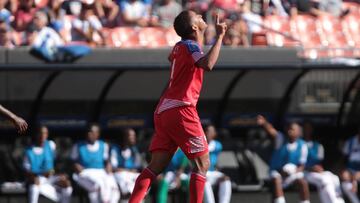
[149,106,208,160]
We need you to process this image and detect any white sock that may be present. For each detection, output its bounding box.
[60,187,73,203]
[88,191,100,203]
[299,200,310,203]
[274,196,286,203]
[218,180,232,203]
[204,182,215,203]
[29,184,40,203]
[342,181,360,203]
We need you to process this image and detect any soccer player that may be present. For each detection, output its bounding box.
[340,128,360,203]
[23,126,72,203]
[128,10,227,203]
[110,128,142,198]
[157,148,190,203]
[303,122,344,203]
[0,104,27,134]
[71,123,120,203]
[203,125,232,203]
[256,115,310,203]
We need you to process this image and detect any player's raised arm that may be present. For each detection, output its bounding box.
[0,104,28,134]
[256,115,278,139]
[196,14,227,71]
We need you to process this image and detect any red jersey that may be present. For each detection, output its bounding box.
[156,40,204,114]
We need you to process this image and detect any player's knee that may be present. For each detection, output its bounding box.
[219,175,230,182]
[193,156,210,175]
[296,178,308,188]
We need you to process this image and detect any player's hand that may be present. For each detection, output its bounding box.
[256,115,267,126]
[215,14,227,38]
[12,116,28,134]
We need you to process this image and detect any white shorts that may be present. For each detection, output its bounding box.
[114,171,140,194]
[73,168,119,202]
[206,171,225,186]
[270,170,304,188]
[164,171,189,190]
[32,175,68,202]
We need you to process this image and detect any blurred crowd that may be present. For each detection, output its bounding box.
[0,0,359,48]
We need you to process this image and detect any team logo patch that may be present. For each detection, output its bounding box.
[189,135,207,154]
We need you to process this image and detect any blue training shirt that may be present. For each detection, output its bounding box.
[208,140,223,171]
[24,140,55,175]
[110,145,141,170]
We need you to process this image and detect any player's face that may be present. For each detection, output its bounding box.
[126,130,137,145]
[88,126,100,143]
[287,123,301,141]
[206,126,217,141]
[40,127,49,141]
[189,11,207,33]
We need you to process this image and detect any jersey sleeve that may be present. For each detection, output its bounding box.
[342,139,351,156]
[318,144,324,161]
[103,142,109,160]
[184,41,204,63]
[299,143,308,165]
[110,147,118,168]
[70,144,78,161]
[23,152,31,171]
[274,132,285,149]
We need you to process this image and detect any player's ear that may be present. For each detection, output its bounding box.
[192,24,198,32]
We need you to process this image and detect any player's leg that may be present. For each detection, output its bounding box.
[28,176,40,203]
[204,181,215,203]
[129,151,174,203]
[218,175,232,203]
[326,172,345,203]
[271,171,286,203]
[306,172,334,203]
[190,152,210,203]
[73,169,101,203]
[341,170,360,203]
[52,174,72,203]
[295,177,310,203]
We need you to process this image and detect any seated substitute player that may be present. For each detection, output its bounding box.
[0,104,27,134]
[340,128,360,203]
[256,115,310,203]
[203,125,232,203]
[71,123,120,203]
[129,10,227,203]
[157,148,190,203]
[303,122,344,203]
[110,128,142,198]
[23,126,72,203]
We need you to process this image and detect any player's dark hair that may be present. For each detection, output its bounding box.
[174,10,194,39]
[87,123,100,132]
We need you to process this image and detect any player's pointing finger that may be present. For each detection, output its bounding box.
[216,13,219,25]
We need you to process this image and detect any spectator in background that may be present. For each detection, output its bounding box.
[71,3,105,46]
[204,24,216,45]
[71,124,120,203]
[28,11,63,48]
[0,0,12,26]
[241,0,263,34]
[120,0,149,26]
[156,148,190,203]
[151,0,182,28]
[110,128,142,199]
[203,125,232,203]
[257,115,310,203]
[223,20,249,47]
[303,122,344,203]
[94,0,119,27]
[47,0,66,33]
[0,21,15,47]
[24,126,72,203]
[13,0,37,31]
[340,128,360,203]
